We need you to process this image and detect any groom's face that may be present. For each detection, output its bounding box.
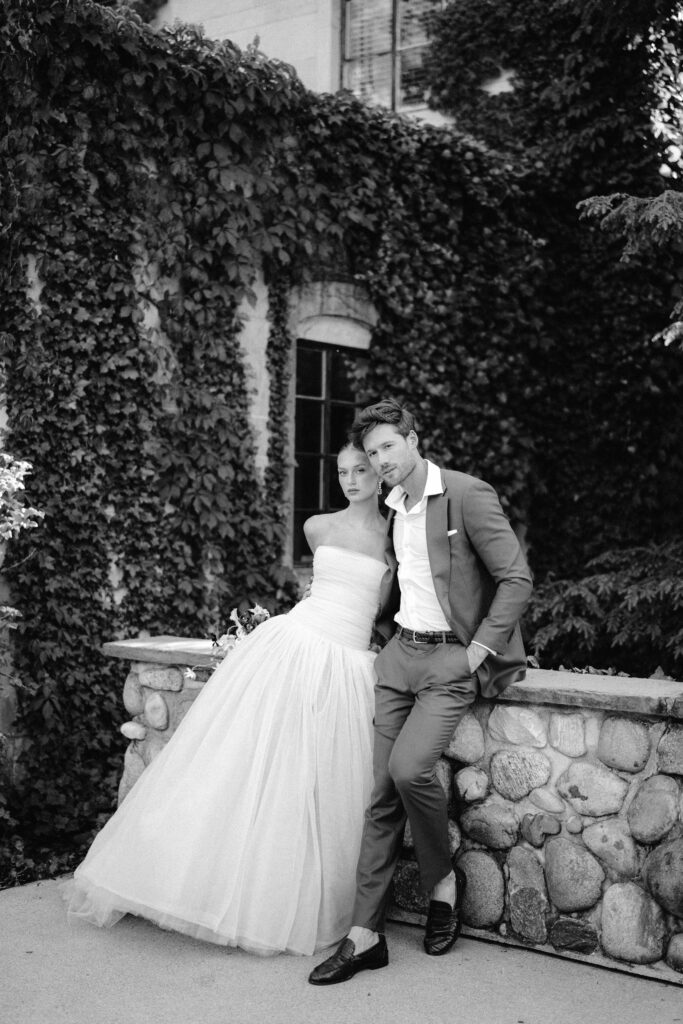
[362,424,419,489]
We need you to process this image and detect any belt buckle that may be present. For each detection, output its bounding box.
[411,629,429,644]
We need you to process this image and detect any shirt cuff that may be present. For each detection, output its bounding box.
[471,640,497,657]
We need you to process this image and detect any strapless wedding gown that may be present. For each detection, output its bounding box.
[67,546,387,955]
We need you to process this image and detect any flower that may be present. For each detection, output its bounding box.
[209,602,271,662]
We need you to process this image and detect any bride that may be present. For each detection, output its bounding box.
[67,443,391,956]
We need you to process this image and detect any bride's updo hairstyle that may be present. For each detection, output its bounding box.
[349,398,415,447]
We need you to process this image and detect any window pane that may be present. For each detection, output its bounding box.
[325,457,346,511]
[329,402,355,453]
[296,346,323,397]
[329,348,357,401]
[345,0,393,59]
[397,44,431,107]
[342,54,393,107]
[293,511,313,563]
[398,0,442,49]
[295,456,322,509]
[295,398,323,453]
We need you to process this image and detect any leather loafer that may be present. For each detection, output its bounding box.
[308,935,388,985]
[424,863,467,956]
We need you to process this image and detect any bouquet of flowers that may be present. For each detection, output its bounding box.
[210,603,271,659]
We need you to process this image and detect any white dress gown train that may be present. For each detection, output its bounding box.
[67,546,386,955]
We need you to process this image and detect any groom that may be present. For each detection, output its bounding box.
[309,398,533,985]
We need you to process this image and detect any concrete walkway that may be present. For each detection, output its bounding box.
[3,880,682,1024]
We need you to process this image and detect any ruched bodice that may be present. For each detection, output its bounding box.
[287,545,388,650]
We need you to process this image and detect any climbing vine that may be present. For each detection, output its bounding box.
[1,0,681,881]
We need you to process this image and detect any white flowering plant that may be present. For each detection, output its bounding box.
[0,453,44,684]
[0,454,44,543]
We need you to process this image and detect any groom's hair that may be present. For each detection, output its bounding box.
[349,398,416,445]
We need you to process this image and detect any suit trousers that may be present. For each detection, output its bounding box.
[352,633,479,933]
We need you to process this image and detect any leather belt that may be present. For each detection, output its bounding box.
[396,625,461,645]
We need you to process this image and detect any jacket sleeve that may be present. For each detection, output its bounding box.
[462,479,533,654]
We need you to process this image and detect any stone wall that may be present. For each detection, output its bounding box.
[104,637,683,984]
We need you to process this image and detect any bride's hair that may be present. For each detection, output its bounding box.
[338,440,365,455]
[349,398,415,446]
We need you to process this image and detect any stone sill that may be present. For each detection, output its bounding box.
[102,636,683,720]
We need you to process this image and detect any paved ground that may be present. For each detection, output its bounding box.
[3,880,682,1024]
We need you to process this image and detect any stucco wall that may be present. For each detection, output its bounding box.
[155,0,341,92]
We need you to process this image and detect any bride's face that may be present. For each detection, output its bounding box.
[337,447,379,504]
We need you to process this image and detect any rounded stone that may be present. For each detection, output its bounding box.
[601,882,666,964]
[666,933,683,973]
[598,717,651,773]
[657,725,683,775]
[528,786,566,814]
[122,672,144,715]
[549,917,599,954]
[520,812,561,848]
[445,712,485,763]
[556,762,629,817]
[544,837,605,912]
[548,713,586,757]
[458,850,505,928]
[169,693,201,731]
[643,839,683,917]
[490,748,552,801]
[117,745,146,803]
[120,721,146,741]
[583,819,639,877]
[627,774,680,843]
[138,665,184,692]
[507,846,548,944]
[143,692,169,731]
[566,814,584,834]
[461,800,519,849]
[487,705,547,748]
[140,731,168,767]
[436,757,453,802]
[454,766,489,803]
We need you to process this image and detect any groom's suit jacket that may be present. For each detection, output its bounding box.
[377,467,533,698]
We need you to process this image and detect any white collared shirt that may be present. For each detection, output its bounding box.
[385,460,494,657]
[385,460,452,631]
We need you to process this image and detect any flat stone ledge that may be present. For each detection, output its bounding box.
[500,669,683,720]
[102,639,683,719]
[102,635,218,669]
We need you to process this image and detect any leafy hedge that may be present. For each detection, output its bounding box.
[426,0,683,578]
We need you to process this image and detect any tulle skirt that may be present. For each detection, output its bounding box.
[68,612,376,955]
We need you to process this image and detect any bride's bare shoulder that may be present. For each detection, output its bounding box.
[303,511,343,550]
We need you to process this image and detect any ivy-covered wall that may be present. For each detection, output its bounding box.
[0,0,542,879]
[1,0,682,881]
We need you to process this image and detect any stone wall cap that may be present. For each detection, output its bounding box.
[102,635,217,668]
[102,638,683,717]
[501,669,683,720]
